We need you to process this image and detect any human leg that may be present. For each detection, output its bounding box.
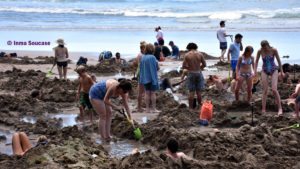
[19,132,32,153]
[271,71,283,115]
[235,77,244,101]
[63,66,67,80]
[188,91,195,110]
[261,72,269,114]
[12,133,24,156]
[221,49,226,61]
[137,84,145,111]
[90,98,107,139]
[104,104,112,139]
[57,66,63,79]
[145,90,151,114]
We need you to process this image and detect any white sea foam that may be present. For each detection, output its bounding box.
[1,6,300,20]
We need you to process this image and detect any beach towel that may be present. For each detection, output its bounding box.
[139,54,159,86]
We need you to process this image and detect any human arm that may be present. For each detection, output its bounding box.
[254,50,261,76]
[251,56,255,73]
[103,86,121,110]
[290,84,300,98]
[121,93,132,119]
[182,55,188,69]
[235,57,242,80]
[76,80,81,100]
[227,46,231,62]
[65,48,69,58]
[200,54,206,70]
[274,48,283,77]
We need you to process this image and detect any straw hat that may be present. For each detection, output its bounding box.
[56,38,66,45]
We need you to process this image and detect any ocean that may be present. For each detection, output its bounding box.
[0,0,299,63]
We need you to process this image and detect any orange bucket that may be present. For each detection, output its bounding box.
[199,100,213,121]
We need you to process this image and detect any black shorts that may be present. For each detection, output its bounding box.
[57,61,68,68]
[220,42,227,50]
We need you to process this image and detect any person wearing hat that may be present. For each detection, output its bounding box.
[53,38,69,80]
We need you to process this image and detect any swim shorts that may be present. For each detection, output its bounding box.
[57,61,68,68]
[296,96,300,104]
[220,42,227,50]
[80,92,93,109]
[231,60,238,71]
[144,82,159,91]
[89,81,107,100]
[187,72,205,91]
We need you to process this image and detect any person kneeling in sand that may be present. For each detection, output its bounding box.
[12,132,48,156]
[165,138,189,160]
[76,66,95,124]
[290,81,300,118]
[89,79,132,142]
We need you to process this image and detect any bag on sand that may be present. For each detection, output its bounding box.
[199,100,213,121]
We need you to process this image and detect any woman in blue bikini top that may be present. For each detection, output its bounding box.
[254,40,283,116]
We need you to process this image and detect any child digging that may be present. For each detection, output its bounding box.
[290,81,300,118]
[76,65,95,124]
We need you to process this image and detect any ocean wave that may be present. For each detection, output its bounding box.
[1,7,300,20]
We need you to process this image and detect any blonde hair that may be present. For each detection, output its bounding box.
[140,41,147,53]
[37,135,47,143]
[75,65,86,74]
[261,40,270,47]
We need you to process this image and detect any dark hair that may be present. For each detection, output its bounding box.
[154,42,158,46]
[186,42,198,51]
[220,21,225,26]
[118,79,132,93]
[116,52,120,58]
[282,63,290,73]
[59,44,64,48]
[157,26,161,30]
[243,46,254,56]
[169,41,174,45]
[158,39,164,46]
[235,33,243,39]
[167,138,178,153]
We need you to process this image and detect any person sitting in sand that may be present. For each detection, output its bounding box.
[207,75,229,91]
[53,38,69,80]
[182,42,206,110]
[113,52,125,65]
[169,41,180,60]
[76,66,95,124]
[89,79,132,142]
[165,138,188,160]
[133,41,147,112]
[290,81,300,118]
[12,132,48,156]
[235,46,255,102]
[254,40,283,115]
[280,63,291,83]
[139,43,160,113]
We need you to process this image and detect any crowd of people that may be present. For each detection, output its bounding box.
[13,24,299,158]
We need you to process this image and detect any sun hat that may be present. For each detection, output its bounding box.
[56,38,66,45]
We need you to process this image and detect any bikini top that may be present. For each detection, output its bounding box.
[241,56,252,66]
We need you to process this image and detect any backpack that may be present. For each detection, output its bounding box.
[76,56,88,66]
[199,100,213,121]
[99,51,112,61]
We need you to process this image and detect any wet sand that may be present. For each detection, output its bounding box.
[0,54,299,168]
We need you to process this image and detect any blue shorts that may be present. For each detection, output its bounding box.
[231,60,238,71]
[187,72,205,92]
[220,42,227,50]
[296,96,300,104]
[144,82,159,91]
[89,81,107,100]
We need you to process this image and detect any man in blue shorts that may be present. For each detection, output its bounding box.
[217,21,232,62]
[227,33,243,79]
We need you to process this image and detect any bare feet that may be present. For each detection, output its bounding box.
[292,113,299,119]
[277,109,283,116]
[151,109,161,113]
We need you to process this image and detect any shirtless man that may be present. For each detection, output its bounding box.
[76,66,95,124]
[182,43,206,110]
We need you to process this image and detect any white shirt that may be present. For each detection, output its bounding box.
[217,27,227,42]
[156,30,163,40]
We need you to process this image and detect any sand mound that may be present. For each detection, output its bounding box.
[86,63,135,74]
[0,56,56,65]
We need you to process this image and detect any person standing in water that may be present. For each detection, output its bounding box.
[217,21,232,62]
[139,43,160,113]
[227,34,243,80]
[89,79,132,142]
[53,38,69,80]
[133,41,147,112]
[155,26,164,44]
[182,42,206,110]
[254,40,283,116]
[235,46,255,102]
